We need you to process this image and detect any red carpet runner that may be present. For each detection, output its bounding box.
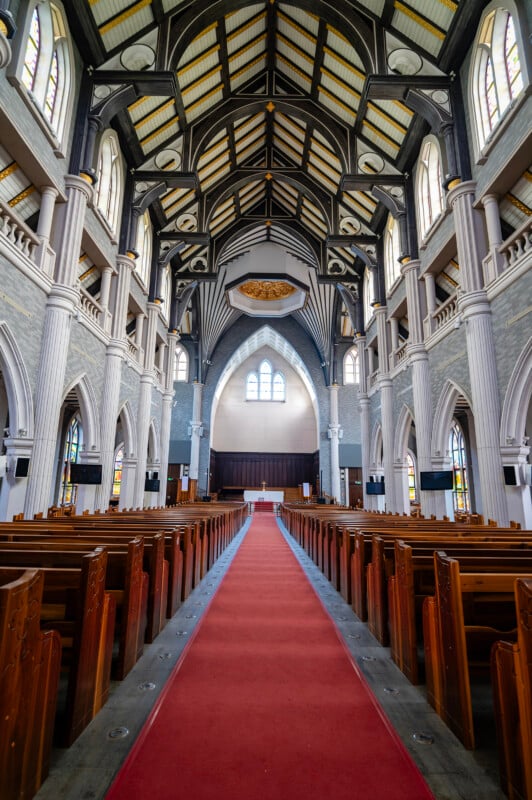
[107,514,434,800]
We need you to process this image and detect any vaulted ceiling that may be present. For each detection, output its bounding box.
[67,0,487,372]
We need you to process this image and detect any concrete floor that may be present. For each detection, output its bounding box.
[36,514,505,800]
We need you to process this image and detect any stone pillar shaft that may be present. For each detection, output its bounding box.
[133,304,158,504]
[189,382,203,482]
[158,332,178,505]
[380,377,396,511]
[328,384,341,503]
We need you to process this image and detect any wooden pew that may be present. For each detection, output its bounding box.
[0,568,61,800]
[0,549,113,746]
[390,540,532,685]
[422,551,532,749]
[491,579,532,800]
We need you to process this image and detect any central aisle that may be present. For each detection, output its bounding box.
[107,513,434,800]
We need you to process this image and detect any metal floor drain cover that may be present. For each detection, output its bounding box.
[108,727,129,740]
[412,732,434,745]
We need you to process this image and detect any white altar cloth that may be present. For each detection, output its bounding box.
[243,490,284,502]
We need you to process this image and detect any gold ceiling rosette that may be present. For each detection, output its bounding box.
[238,280,297,302]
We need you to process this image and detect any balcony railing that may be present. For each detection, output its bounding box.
[499,215,532,270]
[0,201,39,261]
[424,291,459,339]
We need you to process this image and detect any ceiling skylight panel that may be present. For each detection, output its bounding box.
[276,113,306,143]
[226,13,266,55]
[280,5,320,36]
[307,162,338,194]
[239,180,262,200]
[407,0,456,30]
[210,202,236,228]
[277,15,316,58]
[181,66,223,107]
[162,0,188,12]
[272,187,297,212]
[276,56,312,93]
[129,95,172,124]
[200,163,231,192]
[392,3,445,56]
[320,69,360,111]
[301,208,327,237]
[341,192,375,221]
[310,139,341,172]
[185,87,225,124]
[235,132,266,161]
[225,4,264,34]
[198,150,231,182]
[229,34,267,71]
[198,135,229,167]
[139,119,180,155]
[325,28,365,71]
[273,135,303,166]
[365,105,405,145]
[177,47,221,89]
[234,113,265,142]
[164,189,196,217]
[317,88,356,126]
[231,54,267,91]
[132,100,176,139]
[99,2,154,51]
[360,120,400,158]
[277,37,313,80]
[322,51,364,93]
[178,24,219,70]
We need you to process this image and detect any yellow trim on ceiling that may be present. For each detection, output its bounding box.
[276,111,306,137]
[199,151,232,179]
[320,66,361,101]
[322,46,364,81]
[310,137,340,167]
[234,112,265,139]
[199,163,231,187]
[236,130,266,155]
[0,161,17,181]
[273,134,303,165]
[181,65,222,97]
[79,265,97,282]
[277,53,312,84]
[326,23,350,45]
[318,85,356,117]
[226,10,267,42]
[394,1,446,40]
[342,192,376,217]
[229,32,268,64]
[361,119,401,150]
[437,0,458,11]
[185,84,225,115]
[139,117,177,147]
[199,135,230,164]
[506,193,531,215]
[277,9,317,45]
[367,101,407,135]
[98,0,151,36]
[273,123,304,153]
[128,96,150,113]
[134,99,176,131]
[308,150,341,179]
[177,45,221,79]
[277,33,315,68]
[230,53,267,82]
[8,185,36,207]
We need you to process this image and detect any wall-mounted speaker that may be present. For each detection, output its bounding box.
[14,457,30,478]
[503,465,519,486]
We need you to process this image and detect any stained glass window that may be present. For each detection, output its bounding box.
[112,445,124,497]
[407,452,417,503]
[60,415,81,505]
[450,420,470,513]
[22,8,40,91]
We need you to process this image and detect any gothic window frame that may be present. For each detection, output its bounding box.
[384,214,401,294]
[15,1,74,150]
[363,267,374,328]
[470,4,526,156]
[407,450,417,504]
[245,359,285,402]
[112,443,124,498]
[158,265,172,322]
[343,347,360,385]
[449,419,470,514]
[415,137,445,240]
[174,345,188,382]
[60,413,81,506]
[94,129,124,239]
[135,209,153,288]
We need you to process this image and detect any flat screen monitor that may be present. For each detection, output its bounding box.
[419,470,453,491]
[366,481,385,495]
[69,463,102,484]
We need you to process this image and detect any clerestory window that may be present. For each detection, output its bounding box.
[246,360,285,401]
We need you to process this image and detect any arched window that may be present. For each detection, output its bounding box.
[363,267,374,327]
[21,2,73,142]
[174,345,188,382]
[158,265,172,321]
[416,139,445,238]
[407,451,417,503]
[344,348,360,385]
[472,8,524,150]
[60,414,81,505]
[384,214,401,292]
[112,444,124,498]
[246,360,285,401]
[135,209,152,287]
[95,130,123,236]
[449,420,470,513]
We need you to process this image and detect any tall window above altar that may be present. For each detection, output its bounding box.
[246,359,285,401]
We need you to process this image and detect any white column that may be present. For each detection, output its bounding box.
[99,265,114,332]
[328,383,341,503]
[158,331,177,506]
[132,303,158,506]
[189,381,204,485]
[24,175,93,518]
[356,335,371,508]
[449,181,509,526]
[481,193,504,284]
[0,21,12,69]
[422,272,437,337]
[95,254,136,510]
[36,186,58,275]
[374,306,397,511]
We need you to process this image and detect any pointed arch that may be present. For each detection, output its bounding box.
[62,373,100,452]
[117,400,137,459]
[147,418,160,466]
[432,379,473,459]
[394,404,415,464]
[500,336,532,447]
[370,421,383,471]
[0,322,34,437]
